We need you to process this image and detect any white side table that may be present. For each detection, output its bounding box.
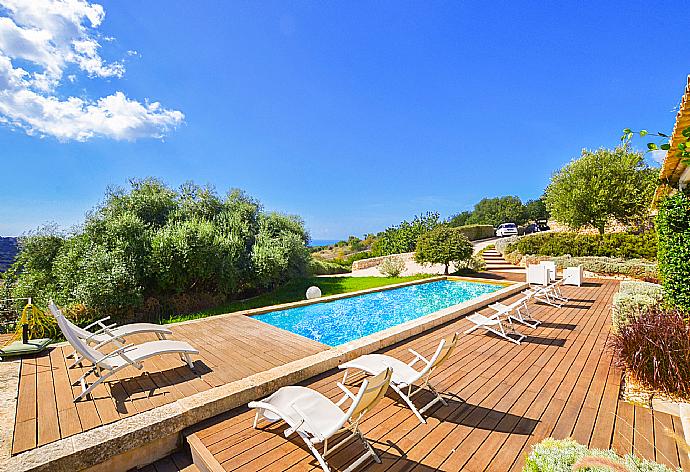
[563,266,583,286]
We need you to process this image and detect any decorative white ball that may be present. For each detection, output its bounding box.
[306,286,322,300]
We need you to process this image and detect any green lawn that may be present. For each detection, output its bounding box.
[163,274,434,324]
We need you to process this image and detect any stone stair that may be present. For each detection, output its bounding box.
[481,248,524,273]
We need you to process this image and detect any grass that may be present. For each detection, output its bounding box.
[163,274,435,324]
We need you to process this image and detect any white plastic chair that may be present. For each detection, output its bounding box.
[249,368,392,472]
[339,334,459,424]
[540,261,557,283]
[526,264,549,286]
[49,302,198,402]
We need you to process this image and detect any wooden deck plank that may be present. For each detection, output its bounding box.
[653,410,681,468]
[36,351,60,446]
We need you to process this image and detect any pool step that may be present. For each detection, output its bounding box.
[187,433,225,472]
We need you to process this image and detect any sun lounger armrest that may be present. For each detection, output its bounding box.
[84,324,120,343]
[96,343,141,368]
[408,348,431,368]
[84,316,112,331]
[336,382,357,406]
[93,343,134,365]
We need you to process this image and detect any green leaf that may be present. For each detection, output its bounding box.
[658,132,670,138]
[660,143,671,150]
[683,127,690,137]
[639,130,648,137]
[647,143,658,150]
[623,128,632,134]
[678,142,686,150]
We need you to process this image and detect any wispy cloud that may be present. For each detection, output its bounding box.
[0,0,183,141]
[649,149,666,165]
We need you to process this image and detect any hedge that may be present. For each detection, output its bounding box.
[506,231,657,260]
[455,224,495,241]
[657,191,690,311]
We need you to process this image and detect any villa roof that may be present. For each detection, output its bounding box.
[653,75,690,205]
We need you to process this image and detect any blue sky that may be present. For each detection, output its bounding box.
[0,1,687,239]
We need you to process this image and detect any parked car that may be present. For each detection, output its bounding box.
[495,223,519,237]
[536,219,550,232]
[524,223,539,235]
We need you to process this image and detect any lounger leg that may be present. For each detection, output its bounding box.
[391,384,426,424]
[75,369,112,402]
[183,353,194,370]
[300,433,331,472]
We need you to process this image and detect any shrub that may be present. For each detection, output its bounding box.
[378,256,406,277]
[612,281,664,331]
[523,437,677,472]
[454,253,487,272]
[415,226,473,275]
[504,250,524,265]
[495,235,522,255]
[308,258,349,275]
[507,231,657,260]
[454,224,495,241]
[656,190,690,311]
[610,307,690,399]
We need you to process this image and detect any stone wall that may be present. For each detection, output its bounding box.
[351,252,415,270]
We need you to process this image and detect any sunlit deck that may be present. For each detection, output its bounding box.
[11,314,327,455]
[182,279,690,471]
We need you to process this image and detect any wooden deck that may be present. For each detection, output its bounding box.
[11,314,327,455]
[186,279,690,471]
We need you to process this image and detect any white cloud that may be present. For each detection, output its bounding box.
[650,150,666,165]
[0,0,184,141]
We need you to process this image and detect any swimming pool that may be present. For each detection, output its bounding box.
[253,279,502,346]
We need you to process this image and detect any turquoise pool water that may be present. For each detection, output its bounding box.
[254,280,501,346]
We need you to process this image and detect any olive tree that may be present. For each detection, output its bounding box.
[544,146,658,234]
[467,196,527,227]
[414,226,473,275]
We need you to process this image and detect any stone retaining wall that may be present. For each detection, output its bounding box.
[351,252,415,270]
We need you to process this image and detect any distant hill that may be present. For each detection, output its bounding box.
[0,237,18,272]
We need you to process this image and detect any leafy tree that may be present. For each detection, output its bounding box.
[414,226,473,275]
[447,211,472,227]
[371,212,441,256]
[544,146,658,234]
[467,196,527,227]
[525,198,549,221]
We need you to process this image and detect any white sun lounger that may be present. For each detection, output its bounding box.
[465,305,526,345]
[527,278,570,308]
[249,368,392,472]
[339,333,458,424]
[49,302,198,402]
[48,307,173,368]
[489,293,541,329]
